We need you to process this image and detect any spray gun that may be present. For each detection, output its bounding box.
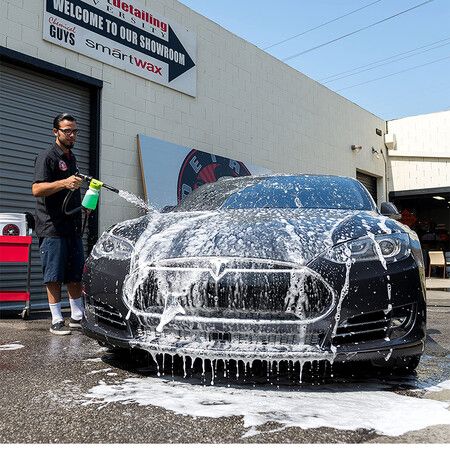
[62,172,120,233]
[76,173,120,211]
[76,173,119,194]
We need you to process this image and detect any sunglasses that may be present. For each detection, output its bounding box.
[58,128,79,136]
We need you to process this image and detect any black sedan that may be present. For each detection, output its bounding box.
[82,175,426,377]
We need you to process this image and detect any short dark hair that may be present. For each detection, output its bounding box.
[53,113,76,129]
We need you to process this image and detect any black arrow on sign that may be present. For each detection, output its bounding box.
[168,25,195,82]
[46,0,195,82]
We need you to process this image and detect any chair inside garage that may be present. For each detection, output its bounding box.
[428,251,447,278]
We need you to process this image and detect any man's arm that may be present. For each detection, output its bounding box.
[32,175,83,197]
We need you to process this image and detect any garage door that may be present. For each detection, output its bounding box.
[357,171,378,205]
[0,62,92,311]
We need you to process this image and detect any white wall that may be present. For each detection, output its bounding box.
[2,0,387,231]
[387,110,450,192]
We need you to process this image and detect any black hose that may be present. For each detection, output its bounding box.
[81,210,89,235]
[62,189,82,216]
[63,189,90,235]
[62,174,119,235]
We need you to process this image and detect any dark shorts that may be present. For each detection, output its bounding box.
[39,236,84,284]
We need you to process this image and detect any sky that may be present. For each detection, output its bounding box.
[178,0,450,120]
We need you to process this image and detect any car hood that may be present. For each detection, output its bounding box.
[122,208,406,267]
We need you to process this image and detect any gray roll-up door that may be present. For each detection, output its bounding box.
[0,62,91,311]
[356,171,378,205]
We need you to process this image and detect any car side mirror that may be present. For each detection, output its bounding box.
[380,202,401,220]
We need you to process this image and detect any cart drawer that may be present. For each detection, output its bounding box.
[0,236,32,263]
[0,291,30,302]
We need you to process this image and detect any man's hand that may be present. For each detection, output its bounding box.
[32,175,83,197]
[63,175,83,191]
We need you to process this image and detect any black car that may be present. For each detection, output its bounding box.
[82,175,426,376]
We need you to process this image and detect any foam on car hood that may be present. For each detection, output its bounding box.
[129,208,403,266]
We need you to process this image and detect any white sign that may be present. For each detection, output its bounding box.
[43,0,197,96]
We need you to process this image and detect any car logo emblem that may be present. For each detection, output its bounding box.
[209,260,227,281]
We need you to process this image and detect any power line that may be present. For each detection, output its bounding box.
[323,39,450,83]
[320,36,450,82]
[336,54,450,92]
[282,0,435,63]
[262,0,383,51]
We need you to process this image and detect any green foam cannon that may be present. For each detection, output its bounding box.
[63,173,120,216]
[82,178,103,211]
[77,173,120,211]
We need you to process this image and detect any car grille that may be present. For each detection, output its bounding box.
[333,303,415,346]
[132,257,335,322]
[90,299,127,330]
[134,324,326,350]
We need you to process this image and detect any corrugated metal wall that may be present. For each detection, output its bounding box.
[357,171,378,205]
[0,62,91,311]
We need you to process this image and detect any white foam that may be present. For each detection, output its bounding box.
[0,343,24,351]
[83,377,450,437]
[87,368,112,375]
[421,379,450,392]
[118,190,150,212]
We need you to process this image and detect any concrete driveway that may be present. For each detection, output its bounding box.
[0,289,449,443]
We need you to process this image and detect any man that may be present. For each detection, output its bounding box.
[32,113,85,335]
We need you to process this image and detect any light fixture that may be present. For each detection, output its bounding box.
[372,147,381,159]
[376,128,383,136]
[433,196,445,201]
[351,144,362,152]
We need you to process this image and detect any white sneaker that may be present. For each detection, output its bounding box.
[49,321,71,335]
[69,318,82,329]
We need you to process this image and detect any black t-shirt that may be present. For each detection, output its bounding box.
[33,144,82,237]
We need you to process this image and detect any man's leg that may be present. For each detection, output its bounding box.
[67,236,85,328]
[47,282,71,334]
[67,282,82,299]
[46,282,62,304]
[47,282,62,320]
[67,282,84,328]
[40,238,71,335]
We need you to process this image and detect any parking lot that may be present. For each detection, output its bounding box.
[0,289,449,444]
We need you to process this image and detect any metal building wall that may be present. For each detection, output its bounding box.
[0,62,91,311]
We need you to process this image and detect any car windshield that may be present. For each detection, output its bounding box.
[175,175,375,212]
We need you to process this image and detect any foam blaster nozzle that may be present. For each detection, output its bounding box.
[101,182,119,194]
[77,172,120,194]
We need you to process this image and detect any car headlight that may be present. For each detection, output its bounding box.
[91,232,134,260]
[326,233,411,266]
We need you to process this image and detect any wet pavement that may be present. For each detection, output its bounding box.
[0,289,449,443]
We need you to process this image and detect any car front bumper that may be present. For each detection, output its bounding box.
[83,252,426,365]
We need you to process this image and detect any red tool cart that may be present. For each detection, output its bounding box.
[0,235,33,319]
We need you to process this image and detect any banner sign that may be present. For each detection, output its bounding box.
[138,134,272,211]
[43,0,197,96]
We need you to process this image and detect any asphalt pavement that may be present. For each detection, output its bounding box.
[0,289,449,444]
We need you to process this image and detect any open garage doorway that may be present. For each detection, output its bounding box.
[390,187,450,278]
